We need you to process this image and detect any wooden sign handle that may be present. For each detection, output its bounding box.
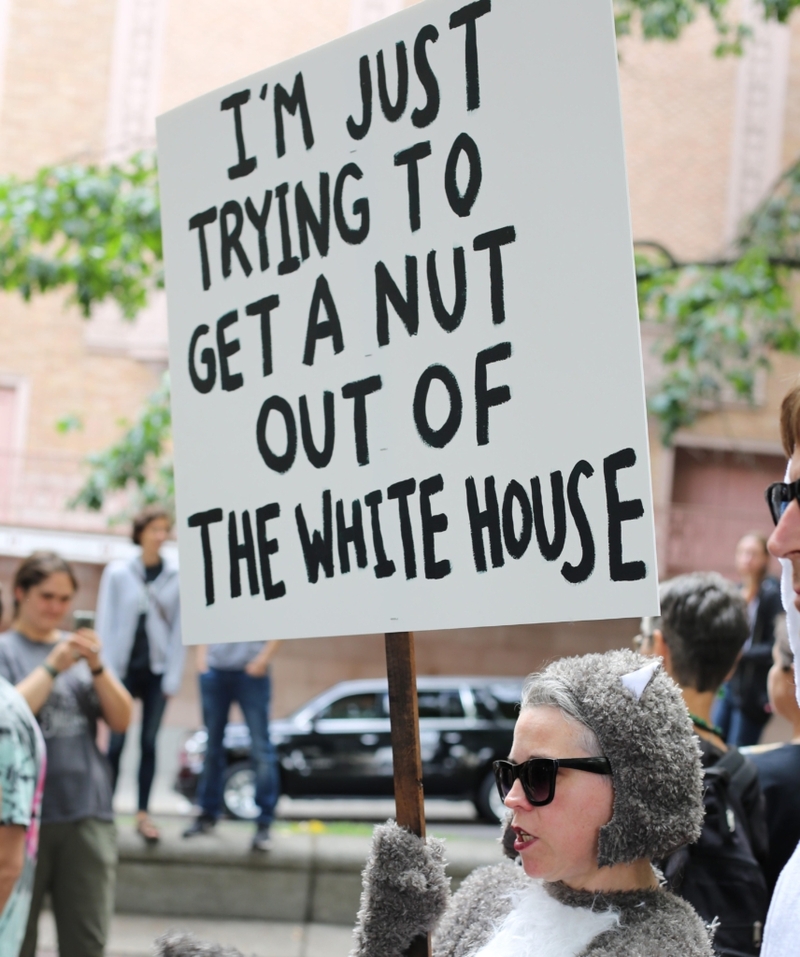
[385,631,432,957]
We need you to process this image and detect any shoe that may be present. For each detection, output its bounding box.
[135,814,160,845]
[182,815,215,838]
[251,826,272,852]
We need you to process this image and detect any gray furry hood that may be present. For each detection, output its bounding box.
[538,649,704,866]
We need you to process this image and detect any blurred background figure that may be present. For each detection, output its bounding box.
[97,505,182,845]
[743,617,800,895]
[0,582,46,957]
[0,551,132,957]
[183,640,280,852]
[713,534,783,747]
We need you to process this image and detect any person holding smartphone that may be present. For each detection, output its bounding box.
[0,550,132,957]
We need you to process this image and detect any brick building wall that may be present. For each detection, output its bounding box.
[0,1,797,722]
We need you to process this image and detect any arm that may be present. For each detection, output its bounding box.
[92,668,133,733]
[15,639,84,715]
[244,641,281,677]
[0,704,38,913]
[71,631,133,733]
[94,563,117,652]
[0,825,26,912]
[195,644,208,674]
[161,597,185,697]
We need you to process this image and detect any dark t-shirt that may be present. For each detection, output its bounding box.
[127,560,163,675]
[747,742,800,893]
[0,630,113,824]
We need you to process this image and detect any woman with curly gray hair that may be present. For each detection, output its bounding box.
[154,649,713,957]
[350,648,713,957]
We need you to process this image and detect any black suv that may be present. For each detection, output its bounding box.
[175,676,522,822]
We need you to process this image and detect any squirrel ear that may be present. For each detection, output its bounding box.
[620,660,660,700]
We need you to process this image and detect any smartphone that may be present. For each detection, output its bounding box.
[73,610,95,631]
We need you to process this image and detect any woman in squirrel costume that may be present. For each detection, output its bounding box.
[350,649,713,957]
[153,649,713,957]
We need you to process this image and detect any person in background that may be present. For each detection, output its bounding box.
[758,379,800,956]
[713,533,783,746]
[183,640,280,852]
[638,571,769,956]
[97,505,182,844]
[0,582,46,957]
[0,551,132,957]
[742,615,800,894]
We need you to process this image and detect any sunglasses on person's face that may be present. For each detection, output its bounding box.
[765,479,800,526]
[493,756,613,807]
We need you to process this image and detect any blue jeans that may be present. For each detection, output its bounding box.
[107,666,167,812]
[198,668,279,827]
[712,682,765,747]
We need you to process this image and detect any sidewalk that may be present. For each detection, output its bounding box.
[36,912,355,957]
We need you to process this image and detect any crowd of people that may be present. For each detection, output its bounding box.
[0,506,280,956]
[4,383,800,957]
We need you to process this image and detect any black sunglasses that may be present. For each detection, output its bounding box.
[765,480,800,526]
[493,756,612,807]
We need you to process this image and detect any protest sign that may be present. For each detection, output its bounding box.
[157,0,658,648]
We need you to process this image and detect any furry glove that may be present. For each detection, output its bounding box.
[153,932,244,956]
[350,820,451,957]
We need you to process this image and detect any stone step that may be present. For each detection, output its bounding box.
[115,819,501,925]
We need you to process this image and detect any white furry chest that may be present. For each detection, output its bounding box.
[472,881,619,957]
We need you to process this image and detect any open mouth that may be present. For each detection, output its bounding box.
[512,825,537,851]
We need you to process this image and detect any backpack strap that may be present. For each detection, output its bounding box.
[715,747,758,803]
[712,747,762,851]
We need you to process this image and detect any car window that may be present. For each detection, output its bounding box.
[317,693,385,719]
[417,690,465,718]
[473,687,500,719]
[483,685,521,720]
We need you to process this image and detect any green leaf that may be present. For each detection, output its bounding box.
[69,374,173,515]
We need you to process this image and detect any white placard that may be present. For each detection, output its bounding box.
[157,0,659,645]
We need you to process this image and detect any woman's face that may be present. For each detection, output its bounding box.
[504,705,614,889]
[735,535,768,581]
[15,572,75,634]
[139,517,171,556]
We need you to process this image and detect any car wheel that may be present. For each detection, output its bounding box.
[474,768,506,824]
[222,761,259,820]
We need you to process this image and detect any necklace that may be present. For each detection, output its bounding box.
[690,712,725,742]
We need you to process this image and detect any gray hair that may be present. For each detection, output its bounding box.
[521,670,603,758]
[524,650,704,866]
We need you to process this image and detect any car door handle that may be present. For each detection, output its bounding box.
[360,734,380,746]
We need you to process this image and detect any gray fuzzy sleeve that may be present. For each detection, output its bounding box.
[433,862,524,957]
[350,820,451,957]
[152,933,243,957]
